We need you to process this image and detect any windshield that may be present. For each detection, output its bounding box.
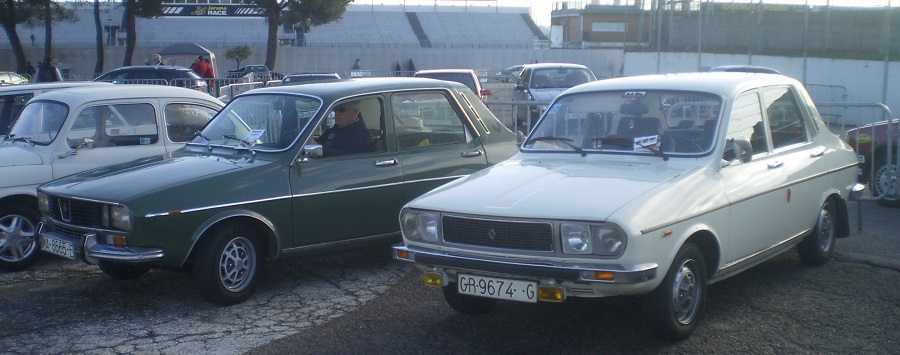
[7,101,68,145]
[415,73,477,93]
[530,68,596,89]
[523,90,722,157]
[191,94,320,150]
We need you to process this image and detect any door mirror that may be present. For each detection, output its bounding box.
[725,136,753,163]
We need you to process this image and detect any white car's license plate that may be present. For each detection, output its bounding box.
[41,235,75,260]
[457,274,537,303]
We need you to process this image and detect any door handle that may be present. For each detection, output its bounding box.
[810,148,825,157]
[461,150,483,158]
[767,160,784,169]
[374,158,398,167]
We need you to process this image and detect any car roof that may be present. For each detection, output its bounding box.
[523,63,590,70]
[239,77,471,100]
[0,81,112,93]
[415,69,476,75]
[565,72,798,98]
[709,64,781,74]
[31,85,225,106]
[108,65,193,72]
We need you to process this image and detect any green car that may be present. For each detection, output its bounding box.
[36,77,518,305]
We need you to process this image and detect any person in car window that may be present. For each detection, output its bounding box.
[315,101,374,157]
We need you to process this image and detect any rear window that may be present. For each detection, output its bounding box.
[415,72,477,93]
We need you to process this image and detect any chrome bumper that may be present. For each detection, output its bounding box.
[37,222,164,264]
[393,244,657,284]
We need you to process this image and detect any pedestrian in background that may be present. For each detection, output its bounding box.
[35,56,62,82]
[406,58,416,77]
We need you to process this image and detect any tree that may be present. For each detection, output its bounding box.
[30,0,77,64]
[121,0,163,66]
[247,0,350,72]
[225,46,252,69]
[0,0,36,74]
[93,0,103,76]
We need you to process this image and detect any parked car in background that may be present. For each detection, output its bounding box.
[393,72,862,341]
[414,69,491,101]
[845,119,899,207]
[0,81,112,136]
[708,64,781,74]
[0,85,223,271]
[496,64,525,83]
[0,71,28,85]
[513,63,597,132]
[94,65,208,92]
[227,65,276,81]
[281,72,341,85]
[36,77,518,305]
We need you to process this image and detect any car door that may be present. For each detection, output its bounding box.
[389,90,489,201]
[719,89,795,264]
[52,100,166,178]
[289,95,406,247]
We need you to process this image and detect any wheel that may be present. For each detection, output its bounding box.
[193,223,261,306]
[98,260,150,280]
[797,199,837,266]
[641,242,707,342]
[442,283,497,315]
[872,157,900,207]
[0,205,41,272]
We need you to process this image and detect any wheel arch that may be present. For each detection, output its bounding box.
[184,212,280,268]
[828,193,851,238]
[683,230,720,282]
[0,194,39,214]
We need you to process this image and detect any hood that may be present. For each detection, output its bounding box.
[529,88,567,102]
[409,155,696,222]
[0,145,43,167]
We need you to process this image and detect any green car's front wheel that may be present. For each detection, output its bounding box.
[193,223,261,306]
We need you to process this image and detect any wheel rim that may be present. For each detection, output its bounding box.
[671,259,701,325]
[874,163,899,201]
[816,202,835,252]
[0,214,38,263]
[217,237,257,292]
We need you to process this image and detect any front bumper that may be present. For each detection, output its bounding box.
[393,244,658,285]
[37,222,164,264]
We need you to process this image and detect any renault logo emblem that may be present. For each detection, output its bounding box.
[488,228,497,240]
[58,199,72,222]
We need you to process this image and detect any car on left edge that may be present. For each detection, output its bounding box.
[0,85,223,271]
[36,77,519,305]
[0,71,29,85]
[0,81,113,136]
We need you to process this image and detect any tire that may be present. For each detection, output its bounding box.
[872,157,900,207]
[442,283,497,315]
[193,223,261,306]
[641,242,707,342]
[98,260,150,280]
[797,199,837,266]
[0,205,41,272]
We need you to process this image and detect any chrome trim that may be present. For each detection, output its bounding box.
[87,243,164,262]
[282,232,399,254]
[711,228,810,283]
[393,245,657,284]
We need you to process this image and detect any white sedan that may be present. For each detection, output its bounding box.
[393,72,863,341]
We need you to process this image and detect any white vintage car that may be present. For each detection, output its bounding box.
[0,85,223,271]
[393,72,864,341]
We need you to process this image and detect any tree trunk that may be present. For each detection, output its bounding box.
[43,0,52,59]
[264,1,279,72]
[1,0,27,74]
[123,1,136,66]
[93,0,104,76]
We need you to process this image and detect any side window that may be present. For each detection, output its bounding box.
[763,87,808,149]
[310,97,382,157]
[165,103,217,142]
[391,91,468,150]
[69,103,158,148]
[725,91,768,158]
[0,93,34,133]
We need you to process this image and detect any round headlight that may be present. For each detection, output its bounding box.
[37,192,50,214]
[592,226,625,256]
[561,224,592,254]
[400,209,439,242]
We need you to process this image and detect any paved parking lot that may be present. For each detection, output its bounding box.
[0,201,897,354]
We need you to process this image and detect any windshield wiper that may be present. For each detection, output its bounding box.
[191,131,212,151]
[7,134,34,144]
[525,136,586,157]
[635,140,669,161]
[223,134,244,143]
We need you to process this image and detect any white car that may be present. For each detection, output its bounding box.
[0,85,224,271]
[0,81,113,136]
[393,72,863,341]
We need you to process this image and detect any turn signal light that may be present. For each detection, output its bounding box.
[394,249,412,261]
[593,271,616,281]
[423,272,443,287]
[537,286,564,302]
[107,235,127,246]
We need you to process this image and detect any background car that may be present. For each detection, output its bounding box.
[708,64,781,74]
[414,69,491,101]
[845,119,899,207]
[0,81,112,136]
[36,77,519,305]
[0,85,223,271]
[94,65,208,92]
[393,72,862,341]
[0,71,28,85]
[496,64,525,83]
[280,73,341,85]
[513,62,597,132]
[227,64,277,81]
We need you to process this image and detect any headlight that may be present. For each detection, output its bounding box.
[400,208,439,242]
[103,205,132,231]
[560,223,626,256]
[37,192,50,214]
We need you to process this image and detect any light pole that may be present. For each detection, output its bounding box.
[106,17,112,46]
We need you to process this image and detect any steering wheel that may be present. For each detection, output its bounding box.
[665,134,704,153]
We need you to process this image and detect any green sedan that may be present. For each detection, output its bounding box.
[36,77,518,305]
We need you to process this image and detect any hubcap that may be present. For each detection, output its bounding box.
[874,163,899,201]
[817,204,835,251]
[671,260,700,325]
[0,214,37,263]
[218,237,256,292]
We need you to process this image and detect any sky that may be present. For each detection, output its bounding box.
[356,1,899,27]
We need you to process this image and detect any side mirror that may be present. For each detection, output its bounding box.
[302,144,323,160]
[727,136,753,163]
